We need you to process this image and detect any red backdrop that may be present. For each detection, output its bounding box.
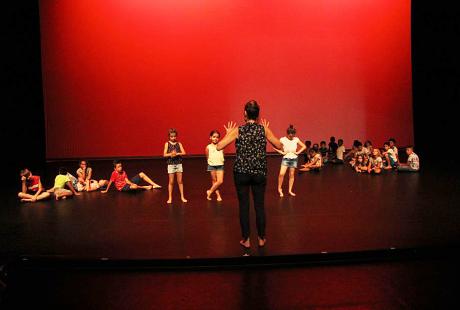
[40,0,412,158]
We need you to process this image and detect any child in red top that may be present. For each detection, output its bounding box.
[18,168,51,202]
[101,160,161,193]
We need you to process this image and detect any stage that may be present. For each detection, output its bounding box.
[1,157,459,263]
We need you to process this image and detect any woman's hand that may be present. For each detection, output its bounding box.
[224,121,237,134]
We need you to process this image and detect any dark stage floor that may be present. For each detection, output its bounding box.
[1,157,460,261]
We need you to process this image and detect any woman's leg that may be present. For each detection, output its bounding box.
[176,172,187,202]
[234,173,251,247]
[167,173,174,203]
[288,167,296,196]
[251,174,267,245]
[278,165,288,197]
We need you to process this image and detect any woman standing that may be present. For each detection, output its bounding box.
[217,100,282,248]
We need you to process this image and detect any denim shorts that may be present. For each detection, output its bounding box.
[167,164,183,174]
[207,165,224,172]
[281,158,298,168]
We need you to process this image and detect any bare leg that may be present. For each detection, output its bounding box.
[288,168,296,196]
[139,172,161,188]
[18,192,34,202]
[176,172,187,202]
[55,189,73,200]
[278,165,288,197]
[207,170,217,200]
[215,170,224,201]
[167,173,174,204]
[208,170,224,201]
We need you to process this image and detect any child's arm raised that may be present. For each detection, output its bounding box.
[217,121,238,151]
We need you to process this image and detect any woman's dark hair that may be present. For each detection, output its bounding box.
[58,167,68,175]
[286,124,296,135]
[244,100,260,120]
[209,130,220,137]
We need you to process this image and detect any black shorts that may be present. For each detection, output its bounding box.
[121,174,141,192]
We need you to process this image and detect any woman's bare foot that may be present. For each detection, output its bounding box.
[240,238,250,248]
[258,237,266,247]
[289,191,296,196]
[181,197,188,203]
[278,189,284,197]
[206,190,212,201]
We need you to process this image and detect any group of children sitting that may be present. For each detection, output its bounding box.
[18,160,162,202]
[299,137,420,174]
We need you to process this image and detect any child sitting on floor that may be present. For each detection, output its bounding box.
[397,146,420,172]
[300,148,322,172]
[102,160,161,193]
[18,168,51,202]
[47,167,81,200]
[368,148,383,174]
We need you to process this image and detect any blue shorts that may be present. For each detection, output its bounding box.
[207,165,224,172]
[121,174,141,192]
[281,158,298,168]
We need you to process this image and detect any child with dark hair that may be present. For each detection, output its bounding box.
[383,141,398,170]
[354,155,366,173]
[164,128,187,203]
[389,138,399,164]
[18,168,51,202]
[76,160,108,192]
[206,130,224,201]
[397,147,420,172]
[47,167,81,200]
[275,124,306,197]
[363,140,373,156]
[102,160,161,193]
[319,141,328,163]
[300,148,322,172]
[344,140,361,162]
[304,140,312,163]
[328,136,338,161]
[332,138,346,164]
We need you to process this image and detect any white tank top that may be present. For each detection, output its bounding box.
[207,143,224,166]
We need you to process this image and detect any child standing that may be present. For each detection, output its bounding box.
[102,160,161,193]
[18,168,51,202]
[206,130,224,201]
[328,136,338,161]
[163,128,187,204]
[275,125,306,197]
